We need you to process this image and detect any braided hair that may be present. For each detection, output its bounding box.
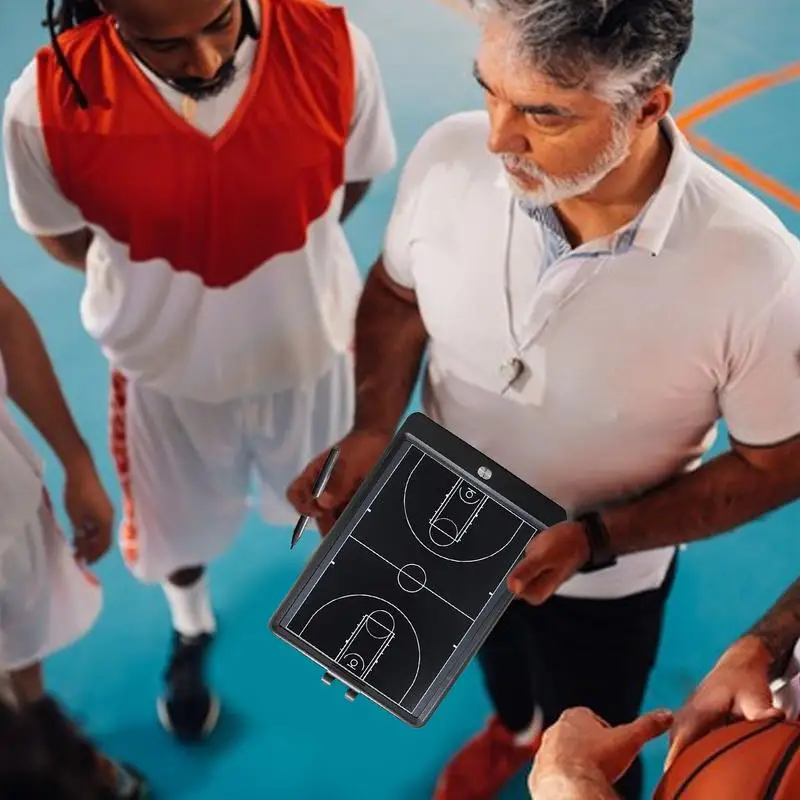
[43,1,258,109]
[43,1,106,108]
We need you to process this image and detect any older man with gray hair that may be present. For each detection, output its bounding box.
[288,1,800,798]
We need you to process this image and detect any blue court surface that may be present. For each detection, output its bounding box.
[0,2,798,797]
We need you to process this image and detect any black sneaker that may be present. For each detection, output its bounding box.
[156,631,220,741]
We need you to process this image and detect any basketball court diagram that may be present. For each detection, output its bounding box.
[427,479,487,547]
[285,444,537,713]
[335,609,396,680]
[297,594,422,706]
[405,457,522,563]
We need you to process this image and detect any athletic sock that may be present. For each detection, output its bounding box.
[513,705,544,747]
[161,575,216,637]
[112,762,140,798]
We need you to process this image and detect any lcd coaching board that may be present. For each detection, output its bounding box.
[270,413,567,727]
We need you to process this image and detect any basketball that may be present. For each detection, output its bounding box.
[654,719,800,799]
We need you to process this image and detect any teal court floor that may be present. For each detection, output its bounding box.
[0,2,799,798]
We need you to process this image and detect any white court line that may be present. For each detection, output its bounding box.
[404,451,526,564]
[411,446,529,526]
[351,535,475,622]
[296,592,422,707]
[295,521,532,717]
[298,448,425,589]
[355,614,393,636]
[291,630,409,712]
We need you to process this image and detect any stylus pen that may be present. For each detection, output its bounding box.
[290,445,341,549]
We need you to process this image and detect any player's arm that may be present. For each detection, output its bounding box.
[3,63,92,271]
[746,576,800,680]
[341,181,371,222]
[600,264,800,557]
[0,281,91,469]
[34,229,92,271]
[354,259,428,434]
[666,577,800,767]
[340,23,398,223]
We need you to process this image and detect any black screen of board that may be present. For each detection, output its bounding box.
[285,441,538,716]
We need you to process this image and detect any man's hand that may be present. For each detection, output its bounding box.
[530,707,673,796]
[62,452,114,564]
[287,430,392,535]
[665,636,783,770]
[507,521,590,605]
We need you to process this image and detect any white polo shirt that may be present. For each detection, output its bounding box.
[384,110,800,599]
[2,2,396,402]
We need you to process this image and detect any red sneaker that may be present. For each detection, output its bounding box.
[434,715,542,800]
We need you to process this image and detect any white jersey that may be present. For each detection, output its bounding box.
[3,2,397,402]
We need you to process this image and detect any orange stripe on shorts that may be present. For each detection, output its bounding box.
[110,371,139,566]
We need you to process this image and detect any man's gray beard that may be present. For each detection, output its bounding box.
[501,119,632,208]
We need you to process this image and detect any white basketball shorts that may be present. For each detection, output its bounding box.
[110,353,354,582]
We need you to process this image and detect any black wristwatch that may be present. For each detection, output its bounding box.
[575,511,617,573]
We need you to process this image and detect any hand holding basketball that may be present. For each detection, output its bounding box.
[507,522,589,604]
[530,707,674,795]
[287,429,392,535]
[665,636,784,770]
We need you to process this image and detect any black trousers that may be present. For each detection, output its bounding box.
[478,557,677,800]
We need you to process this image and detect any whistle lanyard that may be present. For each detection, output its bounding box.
[499,199,613,394]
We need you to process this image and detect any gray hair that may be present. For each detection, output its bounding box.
[472,0,693,107]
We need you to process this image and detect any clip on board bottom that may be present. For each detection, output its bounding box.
[320,671,357,701]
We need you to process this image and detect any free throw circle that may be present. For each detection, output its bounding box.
[365,609,396,638]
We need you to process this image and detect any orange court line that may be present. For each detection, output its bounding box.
[676,62,800,129]
[675,62,800,212]
[687,133,800,213]
[431,0,476,18]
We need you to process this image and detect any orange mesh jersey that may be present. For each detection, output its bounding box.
[36,0,354,289]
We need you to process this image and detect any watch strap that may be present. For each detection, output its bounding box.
[576,511,617,573]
